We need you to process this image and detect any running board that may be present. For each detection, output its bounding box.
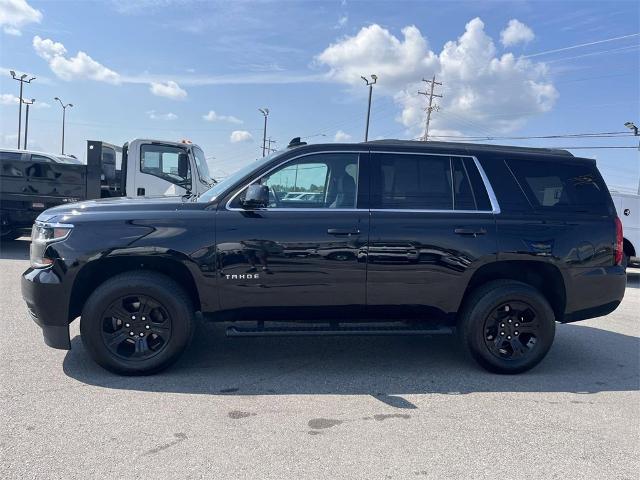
[226,324,454,337]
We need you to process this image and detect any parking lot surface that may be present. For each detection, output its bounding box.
[1,237,639,480]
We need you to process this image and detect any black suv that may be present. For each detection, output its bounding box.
[21,140,626,375]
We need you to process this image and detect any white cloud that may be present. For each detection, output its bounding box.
[334,130,352,142]
[334,15,348,29]
[203,110,243,124]
[147,110,177,121]
[0,0,42,35]
[230,130,253,143]
[33,35,121,84]
[317,18,557,137]
[0,93,18,104]
[500,19,535,47]
[0,93,50,108]
[149,80,187,99]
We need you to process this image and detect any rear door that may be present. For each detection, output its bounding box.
[366,151,498,322]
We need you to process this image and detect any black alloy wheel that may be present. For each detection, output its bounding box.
[100,294,173,361]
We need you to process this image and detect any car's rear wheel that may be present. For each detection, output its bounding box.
[80,271,194,375]
[458,280,555,374]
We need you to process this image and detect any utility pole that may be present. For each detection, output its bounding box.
[361,74,377,141]
[624,122,640,194]
[22,98,35,150]
[54,97,73,155]
[10,71,36,149]
[418,75,442,141]
[259,108,269,157]
[265,138,277,154]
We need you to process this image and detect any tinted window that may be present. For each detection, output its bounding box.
[507,159,610,214]
[232,153,359,209]
[463,157,492,211]
[372,153,453,210]
[0,151,24,161]
[31,155,53,163]
[452,157,475,210]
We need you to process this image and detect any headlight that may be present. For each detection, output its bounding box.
[30,222,73,267]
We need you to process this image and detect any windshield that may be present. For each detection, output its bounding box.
[192,147,213,185]
[197,151,284,203]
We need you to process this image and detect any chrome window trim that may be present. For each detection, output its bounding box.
[224,149,501,214]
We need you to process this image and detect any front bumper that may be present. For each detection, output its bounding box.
[21,267,71,350]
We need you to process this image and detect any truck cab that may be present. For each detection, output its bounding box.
[123,139,214,198]
[96,139,213,199]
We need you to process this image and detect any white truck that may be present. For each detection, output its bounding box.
[1,138,214,239]
[611,189,640,267]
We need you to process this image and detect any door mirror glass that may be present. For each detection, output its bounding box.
[242,184,269,209]
[178,153,189,179]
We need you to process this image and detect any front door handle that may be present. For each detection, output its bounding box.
[327,228,360,236]
[454,227,486,236]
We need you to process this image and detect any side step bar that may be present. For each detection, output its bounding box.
[226,324,454,337]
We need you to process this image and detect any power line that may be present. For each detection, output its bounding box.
[427,131,633,141]
[523,32,640,58]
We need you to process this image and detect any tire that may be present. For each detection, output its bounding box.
[80,271,194,375]
[457,280,555,374]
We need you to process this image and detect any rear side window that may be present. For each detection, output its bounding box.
[507,159,610,214]
[371,153,493,211]
[373,153,453,209]
[0,151,23,161]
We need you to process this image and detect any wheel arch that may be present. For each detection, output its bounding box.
[461,260,567,322]
[623,237,636,258]
[69,255,202,321]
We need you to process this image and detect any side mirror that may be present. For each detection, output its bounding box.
[177,153,189,179]
[242,184,269,209]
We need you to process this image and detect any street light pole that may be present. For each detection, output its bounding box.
[22,98,35,150]
[10,71,36,149]
[54,97,73,155]
[361,74,377,141]
[259,108,269,157]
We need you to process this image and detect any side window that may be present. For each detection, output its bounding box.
[452,157,475,210]
[0,151,24,177]
[462,157,492,211]
[30,155,53,163]
[232,153,359,209]
[140,144,191,186]
[372,153,453,210]
[507,159,610,214]
[0,151,23,162]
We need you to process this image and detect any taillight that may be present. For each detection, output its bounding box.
[614,216,623,265]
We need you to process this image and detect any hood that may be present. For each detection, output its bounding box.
[36,196,197,223]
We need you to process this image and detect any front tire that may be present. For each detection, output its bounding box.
[458,280,555,374]
[80,271,194,375]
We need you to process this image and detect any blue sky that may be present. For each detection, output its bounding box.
[1,0,638,190]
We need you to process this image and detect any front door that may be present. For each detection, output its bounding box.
[366,151,498,322]
[215,151,368,320]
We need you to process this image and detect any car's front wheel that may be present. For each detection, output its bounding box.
[458,280,556,374]
[80,271,194,375]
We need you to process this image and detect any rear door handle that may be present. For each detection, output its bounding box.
[327,228,360,236]
[454,227,486,236]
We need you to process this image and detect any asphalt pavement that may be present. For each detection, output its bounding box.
[1,237,638,479]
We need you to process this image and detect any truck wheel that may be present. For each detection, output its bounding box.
[80,271,194,375]
[458,280,555,374]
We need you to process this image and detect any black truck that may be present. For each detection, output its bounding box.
[1,139,213,239]
[21,139,626,375]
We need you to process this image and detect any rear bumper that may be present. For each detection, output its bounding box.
[562,265,627,323]
[21,267,71,350]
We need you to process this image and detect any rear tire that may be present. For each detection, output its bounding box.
[458,280,555,374]
[80,271,194,375]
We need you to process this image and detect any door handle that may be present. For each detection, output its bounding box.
[454,227,486,236]
[327,228,360,236]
